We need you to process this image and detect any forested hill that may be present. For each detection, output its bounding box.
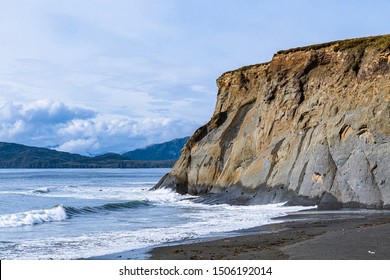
[0,137,190,168]
[123,137,190,160]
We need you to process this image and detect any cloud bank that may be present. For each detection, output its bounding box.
[0,99,197,155]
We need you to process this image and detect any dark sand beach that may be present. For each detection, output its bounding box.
[89,210,390,260]
[148,210,390,260]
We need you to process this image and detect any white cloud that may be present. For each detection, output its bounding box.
[22,99,96,123]
[0,99,197,155]
[55,115,197,155]
[0,99,95,124]
[56,138,101,156]
[0,99,95,149]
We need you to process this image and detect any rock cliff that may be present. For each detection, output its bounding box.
[155,35,390,209]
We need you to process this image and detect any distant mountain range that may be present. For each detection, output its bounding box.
[123,136,189,160]
[0,137,189,168]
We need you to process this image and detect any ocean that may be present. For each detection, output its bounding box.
[0,169,314,260]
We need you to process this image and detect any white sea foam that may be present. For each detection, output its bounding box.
[0,169,319,260]
[0,202,316,259]
[22,184,154,201]
[0,187,53,196]
[0,182,160,201]
[0,205,67,228]
[32,187,51,194]
[143,188,194,204]
[28,184,187,203]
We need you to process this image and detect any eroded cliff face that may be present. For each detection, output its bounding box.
[155,35,390,209]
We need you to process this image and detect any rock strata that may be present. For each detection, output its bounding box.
[154,35,390,209]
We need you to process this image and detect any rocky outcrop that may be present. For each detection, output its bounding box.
[154,35,390,209]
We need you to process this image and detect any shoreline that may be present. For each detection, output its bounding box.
[90,209,390,260]
[148,210,390,260]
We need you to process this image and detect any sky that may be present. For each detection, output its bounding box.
[1,0,389,155]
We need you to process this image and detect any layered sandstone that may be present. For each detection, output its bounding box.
[155,35,390,209]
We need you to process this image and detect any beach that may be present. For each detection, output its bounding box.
[147,210,390,260]
[1,169,319,260]
[8,169,386,261]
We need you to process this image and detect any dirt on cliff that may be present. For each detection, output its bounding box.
[155,34,390,209]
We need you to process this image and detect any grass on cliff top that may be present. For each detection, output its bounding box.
[277,34,390,55]
[221,34,390,77]
[220,62,270,77]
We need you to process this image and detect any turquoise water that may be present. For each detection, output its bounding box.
[0,169,313,259]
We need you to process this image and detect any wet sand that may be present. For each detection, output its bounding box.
[148,211,390,260]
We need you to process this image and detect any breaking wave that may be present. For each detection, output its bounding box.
[32,187,51,194]
[0,205,67,228]
[0,200,153,228]
[63,200,151,216]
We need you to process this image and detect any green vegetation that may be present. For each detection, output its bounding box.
[0,142,180,168]
[333,35,390,52]
[222,34,390,77]
[276,34,390,55]
[221,62,269,77]
[123,137,189,161]
[373,35,390,51]
[277,41,336,55]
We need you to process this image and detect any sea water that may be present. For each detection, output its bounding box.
[0,169,314,259]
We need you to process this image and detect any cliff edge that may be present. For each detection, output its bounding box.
[155,35,390,209]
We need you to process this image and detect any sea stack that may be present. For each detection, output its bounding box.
[155,35,390,209]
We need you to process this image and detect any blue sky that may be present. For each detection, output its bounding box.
[1,0,389,155]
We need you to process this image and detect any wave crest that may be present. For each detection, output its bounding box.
[32,187,51,194]
[0,205,67,228]
[64,200,151,216]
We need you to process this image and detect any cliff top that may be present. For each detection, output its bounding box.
[277,33,390,54]
[221,34,390,77]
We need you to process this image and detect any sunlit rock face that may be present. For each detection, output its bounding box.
[155,35,390,209]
